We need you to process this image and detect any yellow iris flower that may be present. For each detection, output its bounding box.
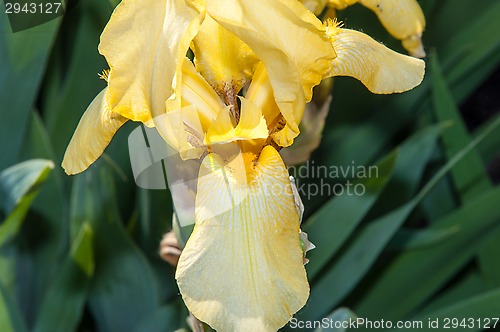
[303,0,426,58]
[62,0,425,331]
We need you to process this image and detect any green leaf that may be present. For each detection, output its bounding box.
[355,187,500,321]
[33,223,94,332]
[0,9,61,170]
[302,114,500,320]
[409,288,500,332]
[431,52,491,202]
[0,159,54,246]
[41,0,112,159]
[0,283,28,332]
[70,167,160,332]
[304,150,398,279]
[132,300,188,332]
[388,225,460,250]
[431,53,500,289]
[300,124,442,318]
[474,113,500,164]
[418,270,487,316]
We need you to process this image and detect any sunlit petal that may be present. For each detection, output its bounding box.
[206,97,268,144]
[180,59,225,130]
[62,88,127,175]
[207,0,336,146]
[324,25,425,94]
[176,145,309,332]
[99,0,205,123]
[193,14,258,96]
[358,0,426,58]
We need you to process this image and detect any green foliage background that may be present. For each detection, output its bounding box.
[1,0,500,331]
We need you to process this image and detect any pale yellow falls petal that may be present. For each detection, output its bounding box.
[206,97,268,144]
[358,0,426,58]
[192,14,258,96]
[62,88,128,175]
[207,0,336,146]
[176,145,309,332]
[99,0,204,123]
[324,26,425,94]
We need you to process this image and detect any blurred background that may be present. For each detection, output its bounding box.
[1,0,499,331]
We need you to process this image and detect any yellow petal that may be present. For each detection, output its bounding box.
[206,97,268,144]
[192,14,259,96]
[176,145,308,332]
[207,0,336,146]
[324,25,425,94]
[245,63,281,130]
[358,0,426,57]
[327,0,357,10]
[62,88,128,175]
[300,0,329,15]
[99,0,204,123]
[155,105,207,160]
[180,59,225,130]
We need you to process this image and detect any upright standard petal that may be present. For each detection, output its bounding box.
[324,23,425,94]
[207,0,336,146]
[192,14,258,97]
[62,88,128,175]
[99,0,205,123]
[176,145,309,332]
[358,0,426,58]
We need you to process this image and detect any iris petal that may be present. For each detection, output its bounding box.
[206,97,268,144]
[358,0,426,58]
[99,0,205,123]
[193,14,259,96]
[62,88,127,175]
[325,26,425,94]
[207,0,336,146]
[176,145,309,332]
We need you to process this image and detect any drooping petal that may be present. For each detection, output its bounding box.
[207,0,336,146]
[176,145,309,332]
[192,14,259,96]
[62,88,128,175]
[324,24,425,94]
[358,0,426,58]
[99,0,205,123]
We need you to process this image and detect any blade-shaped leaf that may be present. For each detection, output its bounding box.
[0,283,28,332]
[0,160,54,246]
[304,150,397,279]
[70,167,160,332]
[33,223,94,332]
[355,187,500,321]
